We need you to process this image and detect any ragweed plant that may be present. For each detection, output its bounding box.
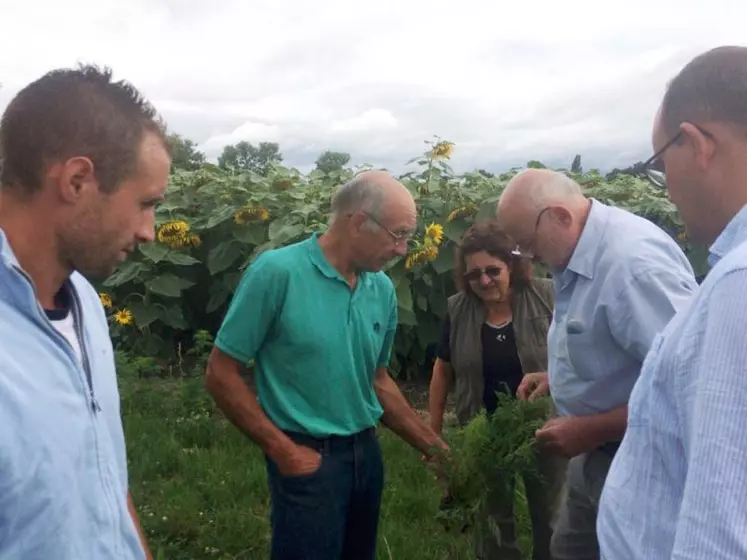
[434,393,553,533]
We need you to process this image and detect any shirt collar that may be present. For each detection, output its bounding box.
[0,227,20,271]
[563,198,608,281]
[307,232,371,287]
[708,203,747,268]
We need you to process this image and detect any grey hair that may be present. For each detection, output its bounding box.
[662,46,747,136]
[328,172,385,227]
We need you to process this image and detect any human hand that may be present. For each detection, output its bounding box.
[517,372,549,401]
[276,444,322,477]
[534,415,601,458]
[421,436,451,486]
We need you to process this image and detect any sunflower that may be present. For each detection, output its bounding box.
[99,293,113,309]
[113,309,133,326]
[157,220,191,249]
[424,223,444,246]
[431,141,455,160]
[447,205,477,222]
[234,206,271,225]
[404,245,439,270]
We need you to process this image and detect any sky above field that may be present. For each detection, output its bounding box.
[0,0,744,174]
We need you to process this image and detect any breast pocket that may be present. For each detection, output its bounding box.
[565,320,602,380]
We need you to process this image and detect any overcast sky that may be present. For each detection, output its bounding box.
[0,0,744,174]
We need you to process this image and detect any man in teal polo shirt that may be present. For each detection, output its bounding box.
[205,170,448,560]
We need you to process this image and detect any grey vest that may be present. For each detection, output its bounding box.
[447,278,555,425]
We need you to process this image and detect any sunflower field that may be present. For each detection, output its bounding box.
[97,137,708,380]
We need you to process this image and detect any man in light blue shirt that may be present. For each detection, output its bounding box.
[497,169,697,559]
[0,65,169,558]
[598,45,747,559]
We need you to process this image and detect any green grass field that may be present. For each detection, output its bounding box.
[121,374,530,559]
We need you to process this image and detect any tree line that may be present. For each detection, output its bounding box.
[166,133,649,182]
[166,134,352,175]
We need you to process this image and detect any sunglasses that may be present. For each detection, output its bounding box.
[464,266,503,283]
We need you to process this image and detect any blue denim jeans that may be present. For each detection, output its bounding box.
[265,427,384,560]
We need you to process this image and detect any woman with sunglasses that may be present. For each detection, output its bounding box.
[428,219,566,560]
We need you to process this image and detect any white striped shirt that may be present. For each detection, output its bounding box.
[598,203,747,559]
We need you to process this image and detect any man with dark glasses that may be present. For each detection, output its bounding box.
[598,45,747,560]
[496,167,696,560]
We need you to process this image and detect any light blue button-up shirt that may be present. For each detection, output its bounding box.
[548,199,697,417]
[598,203,747,559]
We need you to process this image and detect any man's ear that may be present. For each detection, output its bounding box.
[548,206,573,227]
[348,211,368,233]
[51,156,98,203]
[680,122,715,172]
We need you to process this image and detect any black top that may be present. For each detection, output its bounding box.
[437,313,524,414]
[45,287,71,321]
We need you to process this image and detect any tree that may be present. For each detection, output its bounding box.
[166,134,206,172]
[571,155,582,173]
[218,141,283,174]
[314,151,351,174]
[606,161,648,181]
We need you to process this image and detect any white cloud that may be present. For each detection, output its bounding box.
[0,0,746,173]
[330,109,398,134]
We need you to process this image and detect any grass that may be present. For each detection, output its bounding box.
[121,374,531,559]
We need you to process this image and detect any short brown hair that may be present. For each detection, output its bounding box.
[454,219,533,294]
[0,64,168,195]
[662,46,747,136]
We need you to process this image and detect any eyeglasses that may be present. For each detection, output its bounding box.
[363,212,413,243]
[641,123,714,190]
[464,265,504,283]
[510,207,550,259]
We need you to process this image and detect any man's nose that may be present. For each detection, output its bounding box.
[137,221,156,244]
[394,242,408,257]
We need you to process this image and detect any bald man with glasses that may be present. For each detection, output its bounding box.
[496,169,697,560]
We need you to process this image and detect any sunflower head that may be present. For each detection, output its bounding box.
[113,309,133,326]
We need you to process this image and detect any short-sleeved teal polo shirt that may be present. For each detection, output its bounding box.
[215,232,398,437]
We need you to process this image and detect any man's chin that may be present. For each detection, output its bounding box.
[76,262,119,281]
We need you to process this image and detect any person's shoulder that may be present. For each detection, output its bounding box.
[529,276,553,292]
[446,290,469,314]
[706,238,747,285]
[256,239,309,267]
[369,270,394,288]
[243,240,310,281]
[528,277,554,301]
[602,206,694,278]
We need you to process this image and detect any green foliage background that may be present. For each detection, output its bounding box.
[99,139,707,379]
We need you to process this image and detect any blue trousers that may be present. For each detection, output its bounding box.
[265,427,384,560]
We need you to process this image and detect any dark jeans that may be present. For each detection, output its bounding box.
[265,427,384,560]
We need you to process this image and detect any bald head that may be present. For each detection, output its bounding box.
[498,168,586,219]
[330,169,413,224]
[325,169,416,272]
[496,169,589,269]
